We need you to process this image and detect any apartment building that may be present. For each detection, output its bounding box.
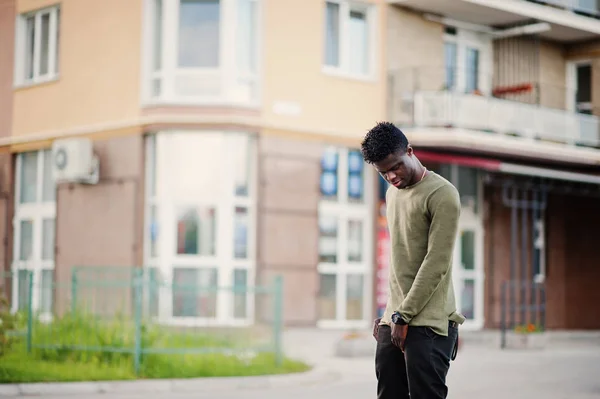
[1,0,388,329]
[1,0,599,332]
[383,0,600,330]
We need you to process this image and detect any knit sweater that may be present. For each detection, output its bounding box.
[380,171,466,336]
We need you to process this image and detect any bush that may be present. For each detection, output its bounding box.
[0,311,309,383]
[0,286,18,357]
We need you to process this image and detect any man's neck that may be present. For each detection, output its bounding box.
[408,163,426,187]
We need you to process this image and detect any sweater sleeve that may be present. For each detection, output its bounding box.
[398,184,461,323]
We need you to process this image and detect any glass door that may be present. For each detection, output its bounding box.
[454,210,484,330]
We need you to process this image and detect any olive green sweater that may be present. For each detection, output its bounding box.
[380,171,466,336]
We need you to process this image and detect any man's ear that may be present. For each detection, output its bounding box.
[406,144,414,156]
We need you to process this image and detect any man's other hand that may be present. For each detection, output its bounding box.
[372,318,382,340]
[391,323,408,351]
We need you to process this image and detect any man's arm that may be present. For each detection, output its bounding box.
[398,184,461,323]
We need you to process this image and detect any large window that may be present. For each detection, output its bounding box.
[15,6,60,86]
[323,1,375,79]
[12,150,56,315]
[144,132,256,326]
[318,147,373,328]
[146,0,259,104]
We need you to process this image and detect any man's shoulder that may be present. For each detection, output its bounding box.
[426,173,460,205]
[427,173,459,194]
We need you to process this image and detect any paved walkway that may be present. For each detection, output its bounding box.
[2,329,600,398]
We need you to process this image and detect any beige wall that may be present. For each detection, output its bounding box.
[0,0,15,139]
[539,41,567,110]
[12,0,143,138]
[262,0,387,143]
[0,1,15,278]
[387,6,443,123]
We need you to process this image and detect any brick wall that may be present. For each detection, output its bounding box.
[255,135,321,326]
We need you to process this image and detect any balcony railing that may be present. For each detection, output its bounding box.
[388,67,600,148]
[525,0,600,17]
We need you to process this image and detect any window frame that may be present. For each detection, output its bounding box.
[14,5,60,87]
[317,147,374,329]
[144,132,257,327]
[141,0,262,106]
[12,150,56,318]
[322,0,377,81]
[443,27,491,96]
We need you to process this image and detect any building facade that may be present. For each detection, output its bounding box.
[0,0,599,331]
[385,0,600,330]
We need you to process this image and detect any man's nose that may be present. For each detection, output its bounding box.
[386,171,397,181]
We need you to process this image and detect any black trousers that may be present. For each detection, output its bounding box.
[375,322,459,399]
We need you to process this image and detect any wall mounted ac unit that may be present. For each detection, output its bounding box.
[51,138,100,184]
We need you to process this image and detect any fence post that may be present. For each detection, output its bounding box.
[133,268,143,375]
[272,275,284,367]
[26,270,33,354]
[71,269,78,315]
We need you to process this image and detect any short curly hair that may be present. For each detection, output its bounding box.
[360,122,409,164]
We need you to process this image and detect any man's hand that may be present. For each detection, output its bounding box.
[391,323,408,351]
[372,318,382,340]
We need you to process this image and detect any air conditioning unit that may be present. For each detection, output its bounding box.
[51,138,100,184]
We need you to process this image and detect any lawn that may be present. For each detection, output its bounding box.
[0,312,309,383]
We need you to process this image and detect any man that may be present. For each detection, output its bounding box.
[360,122,465,399]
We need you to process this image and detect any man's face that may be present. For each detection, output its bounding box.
[373,147,416,189]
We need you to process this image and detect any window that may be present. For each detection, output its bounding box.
[444,42,457,90]
[15,6,60,86]
[318,147,373,328]
[144,132,256,326]
[146,0,259,104]
[178,0,220,68]
[323,1,375,78]
[12,150,56,314]
[443,27,490,95]
[465,47,480,93]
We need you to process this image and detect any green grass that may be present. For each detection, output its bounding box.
[0,312,310,383]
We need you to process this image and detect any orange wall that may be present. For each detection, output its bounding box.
[12,0,143,138]
[262,0,387,142]
[0,0,15,139]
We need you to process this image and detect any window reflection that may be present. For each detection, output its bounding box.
[172,267,218,318]
[319,216,338,263]
[176,207,216,256]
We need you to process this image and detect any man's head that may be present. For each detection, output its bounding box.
[360,122,420,189]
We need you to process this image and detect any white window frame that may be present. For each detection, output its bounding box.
[144,132,257,327]
[322,0,378,81]
[443,27,492,96]
[445,164,485,331]
[14,5,60,87]
[12,150,56,319]
[141,0,262,107]
[317,147,374,329]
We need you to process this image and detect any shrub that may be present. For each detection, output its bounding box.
[0,311,309,382]
[0,286,17,357]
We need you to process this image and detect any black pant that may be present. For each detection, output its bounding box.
[375,323,458,399]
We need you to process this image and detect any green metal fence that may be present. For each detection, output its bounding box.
[2,267,284,375]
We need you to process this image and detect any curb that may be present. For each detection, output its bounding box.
[0,368,340,397]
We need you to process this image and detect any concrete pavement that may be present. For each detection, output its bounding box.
[2,329,600,398]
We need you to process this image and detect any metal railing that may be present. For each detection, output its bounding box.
[388,67,600,148]
[500,280,546,349]
[2,267,284,375]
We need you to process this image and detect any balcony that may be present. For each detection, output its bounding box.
[389,0,600,42]
[388,67,600,150]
